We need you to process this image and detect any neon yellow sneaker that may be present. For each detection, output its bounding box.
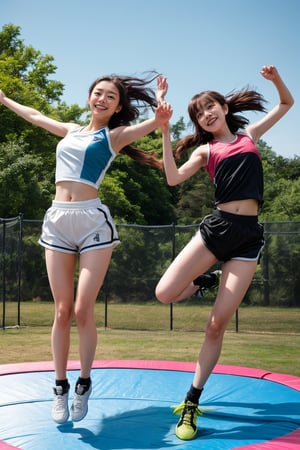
[173,400,203,440]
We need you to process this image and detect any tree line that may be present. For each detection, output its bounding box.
[1,24,300,224]
[1,24,300,307]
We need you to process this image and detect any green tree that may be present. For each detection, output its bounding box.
[101,153,175,225]
[0,24,87,217]
[171,116,185,140]
[0,138,51,217]
[259,140,300,221]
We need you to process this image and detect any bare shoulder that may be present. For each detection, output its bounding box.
[108,125,127,153]
[55,122,81,138]
[190,143,209,167]
[68,123,82,132]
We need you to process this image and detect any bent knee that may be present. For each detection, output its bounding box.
[155,285,173,304]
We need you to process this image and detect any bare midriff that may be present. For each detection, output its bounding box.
[217,199,258,216]
[55,181,98,202]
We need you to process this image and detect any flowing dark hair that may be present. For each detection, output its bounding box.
[88,73,163,169]
[175,88,268,159]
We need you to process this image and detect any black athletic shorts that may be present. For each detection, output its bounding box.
[199,209,264,262]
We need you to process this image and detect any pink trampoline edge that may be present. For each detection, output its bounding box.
[0,360,299,450]
[1,359,300,391]
[233,429,300,450]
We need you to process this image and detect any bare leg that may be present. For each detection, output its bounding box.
[156,233,217,303]
[192,258,258,389]
[45,249,77,380]
[75,247,113,378]
[171,257,258,440]
[156,234,258,392]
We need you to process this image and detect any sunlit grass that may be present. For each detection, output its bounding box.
[1,302,300,376]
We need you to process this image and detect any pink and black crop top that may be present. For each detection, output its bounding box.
[205,133,263,206]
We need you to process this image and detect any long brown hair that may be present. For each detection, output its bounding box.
[88,73,163,169]
[175,88,267,160]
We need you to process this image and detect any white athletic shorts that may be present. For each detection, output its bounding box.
[38,198,120,254]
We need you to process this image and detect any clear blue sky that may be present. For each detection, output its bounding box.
[2,0,299,158]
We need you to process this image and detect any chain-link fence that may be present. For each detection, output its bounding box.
[0,215,22,328]
[1,217,300,329]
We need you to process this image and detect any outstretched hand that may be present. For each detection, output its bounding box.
[156,102,173,131]
[260,65,279,81]
[156,76,168,104]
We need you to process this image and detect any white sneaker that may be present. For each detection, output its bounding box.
[52,386,69,424]
[71,384,92,422]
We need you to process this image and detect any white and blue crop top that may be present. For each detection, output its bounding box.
[55,127,117,189]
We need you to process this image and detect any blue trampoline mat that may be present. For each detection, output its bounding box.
[0,360,300,450]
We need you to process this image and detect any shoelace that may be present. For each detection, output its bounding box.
[54,395,66,409]
[53,389,67,410]
[173,402,202,427]
[72,393,84,410]
[72,385,89,411]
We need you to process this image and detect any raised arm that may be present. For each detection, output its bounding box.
[0,90,76,137]
[246,65,294,143]
[160,107,207,186]
[110,101,173,152]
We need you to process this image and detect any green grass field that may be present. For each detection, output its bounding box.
[1,302,300,377]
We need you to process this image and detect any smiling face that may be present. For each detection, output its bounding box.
[188,90,229,138]
[194,95,228,133]
[88,80,122,120]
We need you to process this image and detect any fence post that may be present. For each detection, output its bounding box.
[17,213,23,327]
[104,292,108,328]
[1,220,6,330]
[262,223,270,307]
[235,309,239,332]
[169,223,176,331]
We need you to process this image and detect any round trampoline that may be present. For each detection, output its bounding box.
[0,360,300,449]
